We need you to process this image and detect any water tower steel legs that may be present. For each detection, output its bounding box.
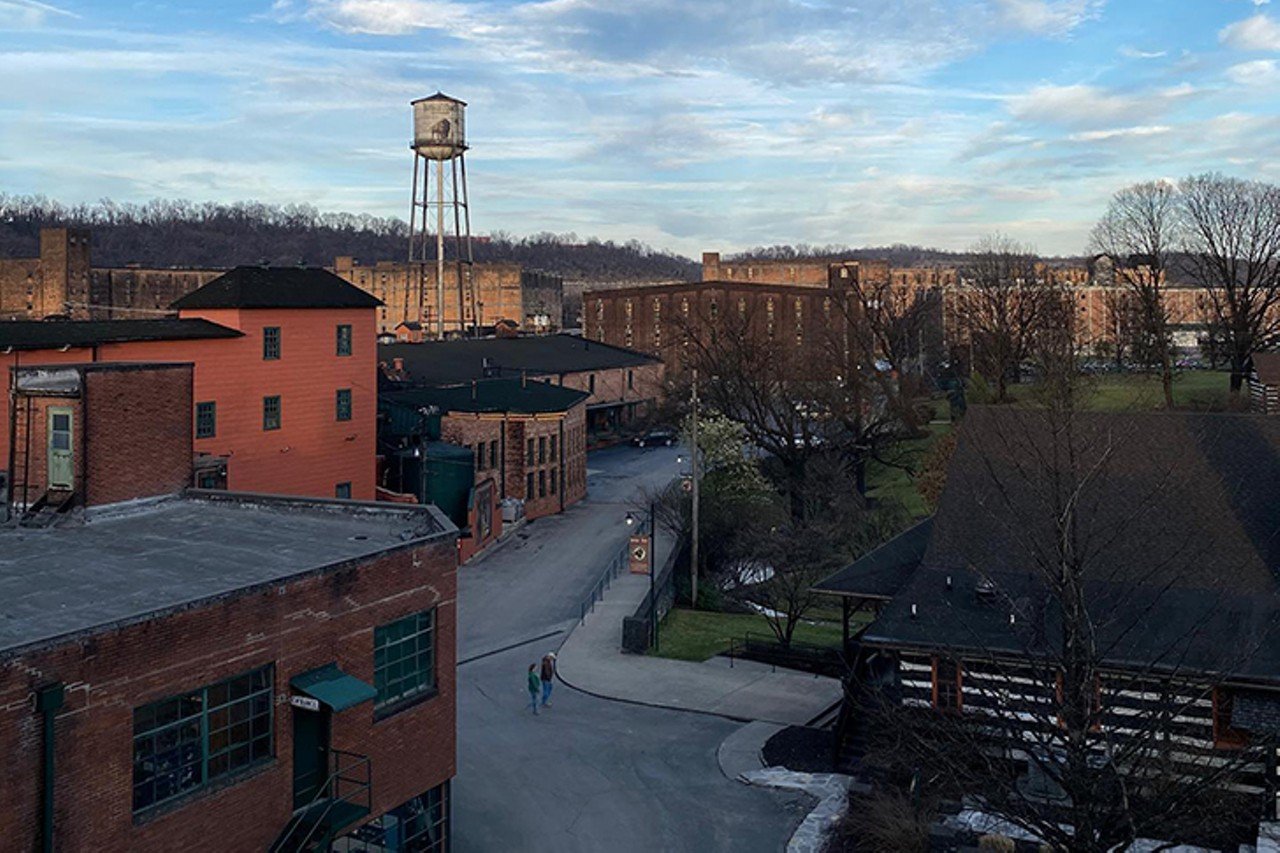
[436,158,446,340]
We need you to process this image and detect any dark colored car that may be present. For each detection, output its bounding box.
[632,427,677,448]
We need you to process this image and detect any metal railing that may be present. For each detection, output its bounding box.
[271,749,372,853]
[578,519,649,624]
[725,631,848,676]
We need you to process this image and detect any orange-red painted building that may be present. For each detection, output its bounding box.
[3,267,381,504]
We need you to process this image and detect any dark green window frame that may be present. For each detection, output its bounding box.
[374,609,436,711]
[336,388,353,422]
[263,326,281,360]
[263,395,281,431]
[131,665,273,814]
[195,401,216,439]
[336,324,353,357]
[336,482,352,499]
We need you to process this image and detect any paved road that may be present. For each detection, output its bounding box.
[454,445,810,852]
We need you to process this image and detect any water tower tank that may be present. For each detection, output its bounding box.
[411,92,467,160]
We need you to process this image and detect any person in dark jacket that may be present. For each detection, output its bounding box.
[540,652,557,708]
[527,663,541,715]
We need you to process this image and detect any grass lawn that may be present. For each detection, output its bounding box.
[866,420,951,519]
[650,606,863,663]
[1078,369,1232,412]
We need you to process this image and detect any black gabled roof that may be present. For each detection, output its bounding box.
[856,407,1280,682]
[171,266,382,310]
[380,334,660,387]
[382,377,589,416]
[0,319,242,351]
[813,518,932,599]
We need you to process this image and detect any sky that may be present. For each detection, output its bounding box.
[1,0,1278,258]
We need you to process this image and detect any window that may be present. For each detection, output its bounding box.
[527,438,535,463]
[588,374,596,394]
[538,437,547,464]
[1213,688,1249,749]
[374,609,436,711]
[526,472,534,497]
[538,470,546,497]
[550,468,557,494]
[263,395,281,431]
[263,327,281,360]
[336,324,352,356]
[353,782,450,851]
[932,658,962,712]
[335,482,352,499]
[132,665,273,813]
[549,435,557,461]
[627,370,634,390]
[195,402,216,439]
[489,440,498,469]
[336,389,352,422]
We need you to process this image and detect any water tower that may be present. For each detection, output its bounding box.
[408,92,475,338]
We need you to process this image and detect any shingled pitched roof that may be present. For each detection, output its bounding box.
[0,319,242,351]
[380,334,659,387]
[836,407,1280,681]
[382,377,588,416]
[172,266,382,310]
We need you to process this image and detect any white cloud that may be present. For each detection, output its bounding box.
[1118,45,1166,59]
[277,0,474,36]
[1219,14,1280,50]
[1007,83,1192,128]
[992,0,1104,36]
[1227,58,1280,85]
[1067,125,1171,142]
[0,0,77,28]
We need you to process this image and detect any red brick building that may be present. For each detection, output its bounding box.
[0,361,458,852]
[2,266,382,505]
[381,378,589,523]
[381,333,664,443]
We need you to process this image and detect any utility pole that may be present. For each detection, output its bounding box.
[690,368,700,609]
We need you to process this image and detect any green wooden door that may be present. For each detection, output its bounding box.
[47,407,74,490]
[292,706,330,810]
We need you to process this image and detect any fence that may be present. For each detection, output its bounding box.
[725,631,848,677]
[578,518,649,625]
[621,536,681,654]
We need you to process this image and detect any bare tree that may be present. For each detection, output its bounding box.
[1089,181,1179,408]
[953,236,1066,403]
[852,343,1277,850]
[1178,173,1280,397]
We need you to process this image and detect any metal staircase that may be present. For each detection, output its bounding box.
[270,750,372,853]
[6,395,33,518]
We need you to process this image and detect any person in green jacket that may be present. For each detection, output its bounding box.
[527,663,541,715]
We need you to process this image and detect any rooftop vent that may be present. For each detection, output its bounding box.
[975,577,998,601]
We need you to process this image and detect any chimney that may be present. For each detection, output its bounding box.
[471,380,477,400]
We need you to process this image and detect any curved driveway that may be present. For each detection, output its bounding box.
[454,445,809,852]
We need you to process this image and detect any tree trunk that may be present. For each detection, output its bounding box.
[1160,351,1175,410]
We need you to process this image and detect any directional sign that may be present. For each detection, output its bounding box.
[628,535,651,574]
[290,695,321,712]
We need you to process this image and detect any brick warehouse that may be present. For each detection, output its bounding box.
[2,265,381,505]
[381,378,589,524]
[0,361,458,852]
[380,333,664,443]
[0,228,562,337]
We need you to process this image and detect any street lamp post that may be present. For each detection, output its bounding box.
[690,369,699,609]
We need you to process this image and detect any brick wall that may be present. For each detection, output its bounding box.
[440,403,587,520]
[90,268,223,320]
[83,365,193,506]
[0,533,458,852]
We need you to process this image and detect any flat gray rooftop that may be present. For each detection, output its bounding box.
[0,493,454,657]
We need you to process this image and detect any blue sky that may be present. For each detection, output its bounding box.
[1,0,1278,257]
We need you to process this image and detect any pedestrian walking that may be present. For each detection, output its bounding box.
[540,652,557,708]
[527,663,541,715]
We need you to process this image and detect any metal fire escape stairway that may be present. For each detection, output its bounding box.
[6,397,75,527]
[269,750,372,853]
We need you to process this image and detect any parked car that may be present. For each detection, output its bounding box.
[632,427,677,447]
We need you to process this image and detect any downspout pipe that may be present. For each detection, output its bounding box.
[36,682,64,853]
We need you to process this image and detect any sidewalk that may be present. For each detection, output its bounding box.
[555,539,843,725]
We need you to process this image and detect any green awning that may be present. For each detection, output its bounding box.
[290,664,377,712]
